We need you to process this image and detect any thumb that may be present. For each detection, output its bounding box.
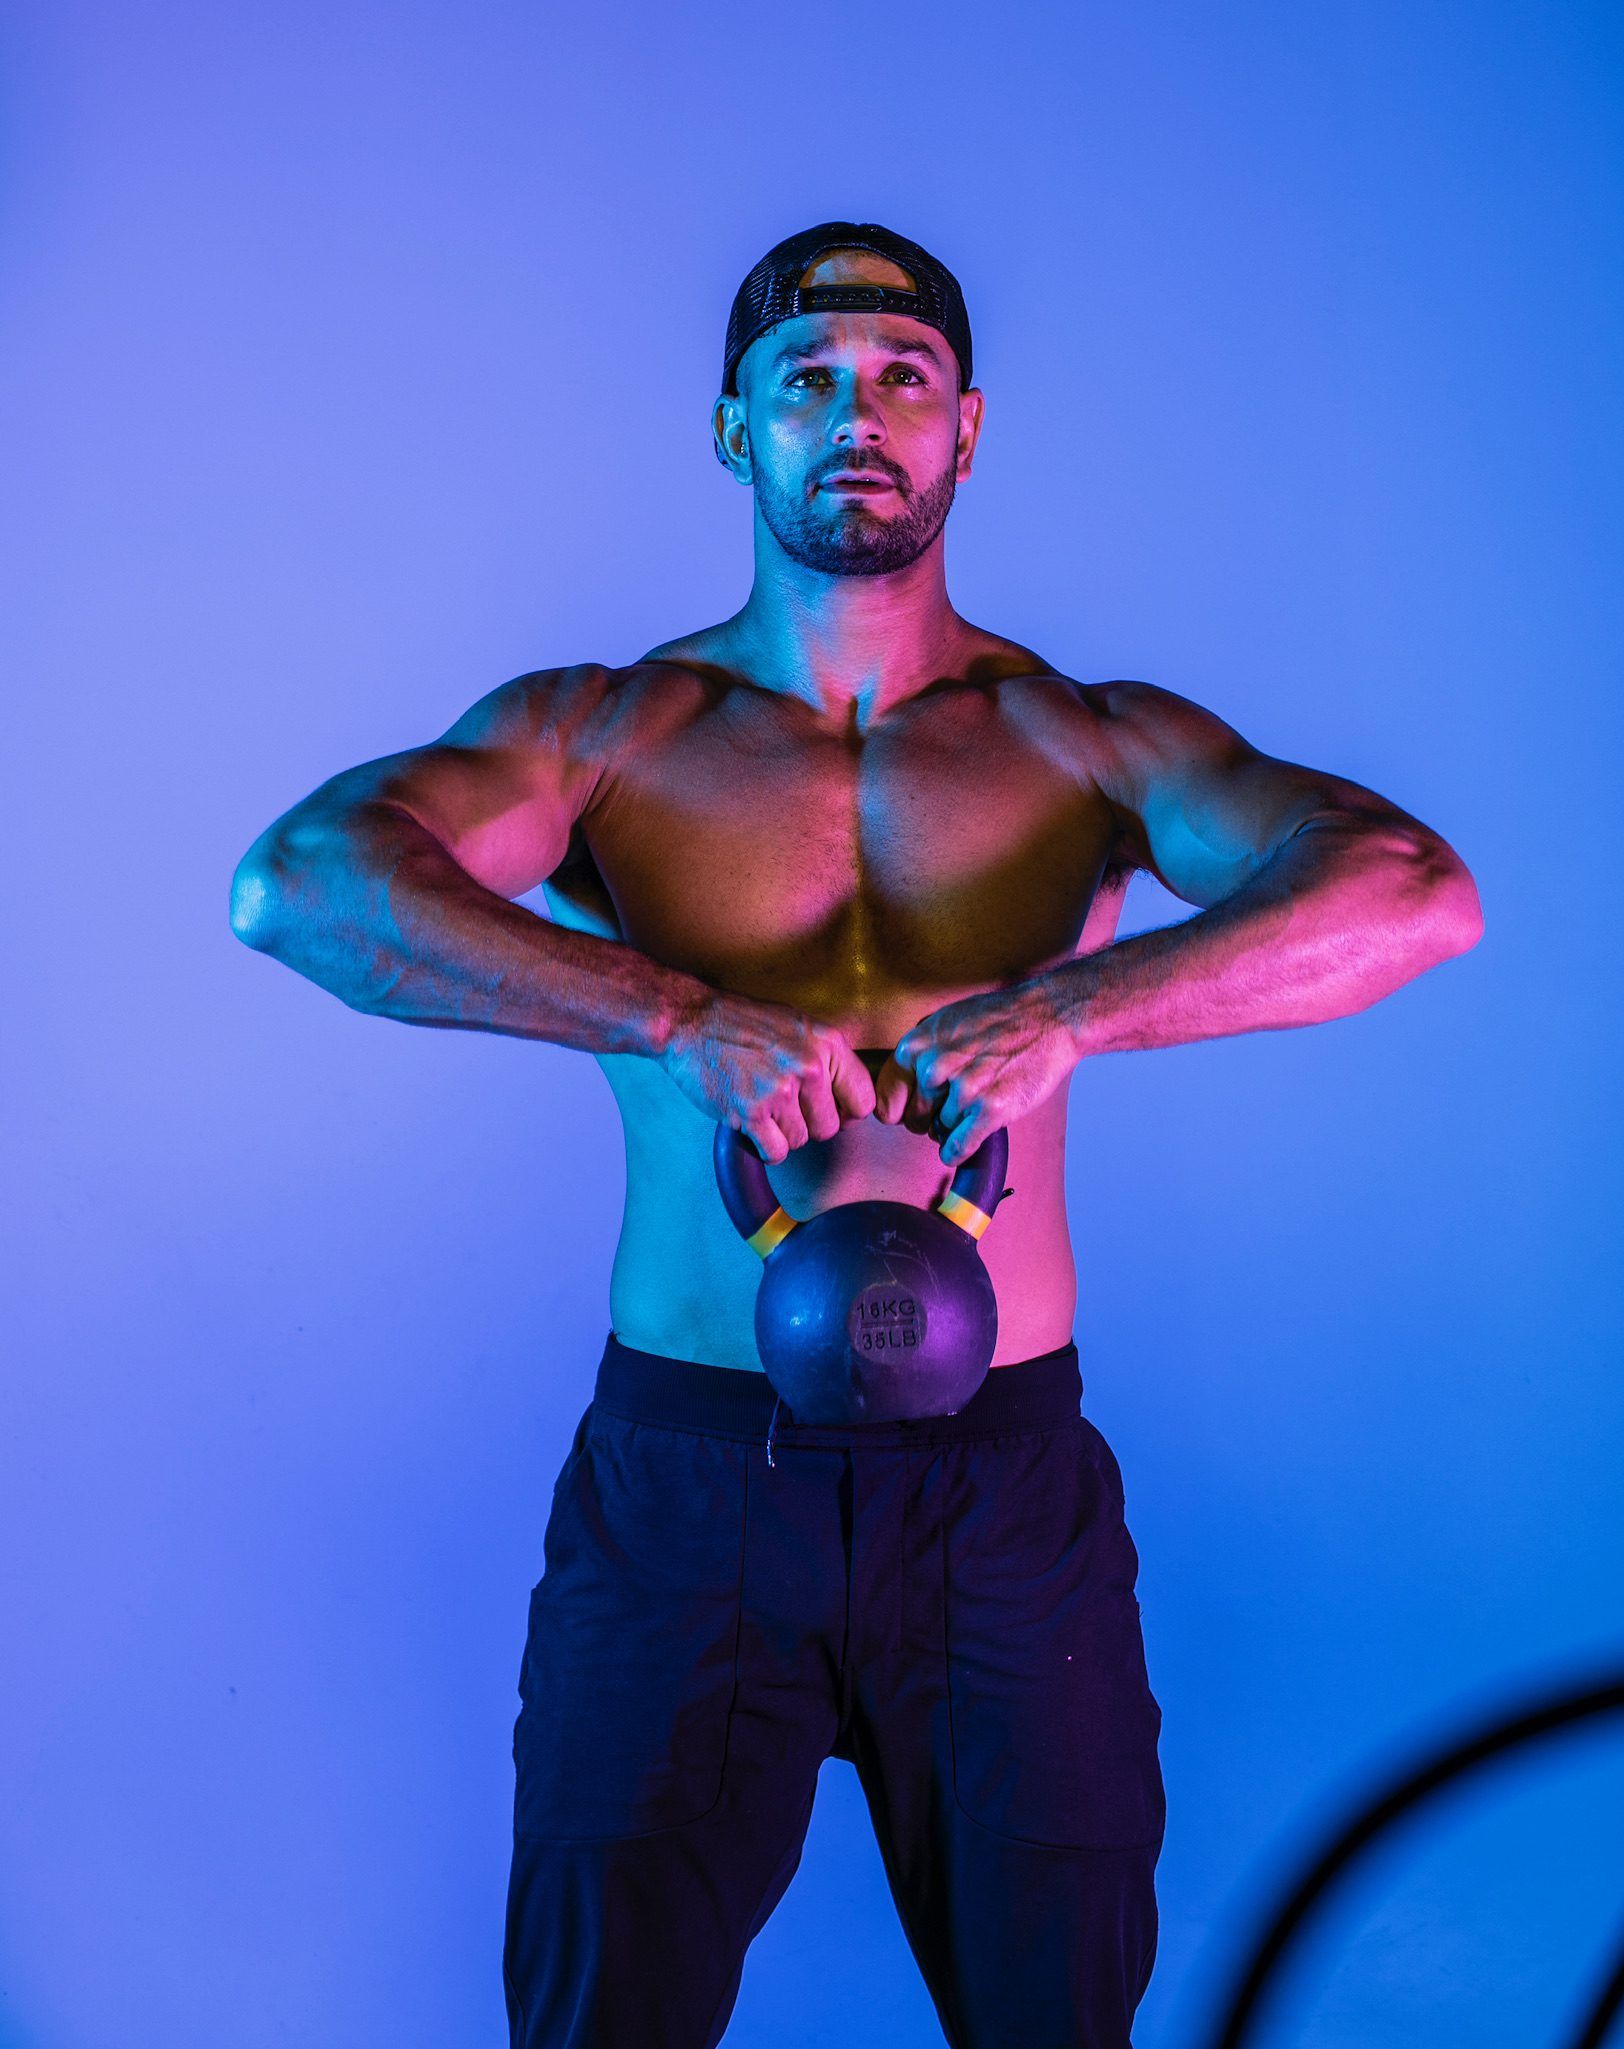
[872,1052,911,1124]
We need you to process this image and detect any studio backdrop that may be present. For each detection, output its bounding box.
[3,3,1620,2046]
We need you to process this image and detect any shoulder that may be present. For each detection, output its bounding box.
[435,661,611,745]
[988,666,1239,757]
[436,659,703,759]
[1016,677,1260,813]
[1071,677,1252,763]
[1009,674,1259,870]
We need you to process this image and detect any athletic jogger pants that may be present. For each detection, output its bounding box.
[504,1333,1165,2048]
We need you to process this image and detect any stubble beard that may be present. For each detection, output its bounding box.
[753,454,959,578]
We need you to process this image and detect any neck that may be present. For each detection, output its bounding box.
[721,524,973,727]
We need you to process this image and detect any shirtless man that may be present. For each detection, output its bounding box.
[230,222,1483,2048]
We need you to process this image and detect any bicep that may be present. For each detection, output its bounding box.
[274,665,607,900]
[1089,679,1409,910]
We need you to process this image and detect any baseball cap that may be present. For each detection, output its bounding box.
[720,220,974,400]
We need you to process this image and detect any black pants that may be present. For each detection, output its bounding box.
[504,1334,1165,2048]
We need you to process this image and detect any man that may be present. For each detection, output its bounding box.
[230,221,1483,2048]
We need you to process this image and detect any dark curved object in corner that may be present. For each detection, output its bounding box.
[1202,1670,1624,2049]
[1566,1916,1624,2049]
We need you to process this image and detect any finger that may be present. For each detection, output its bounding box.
[774,1097,811,1153]
[828,1038,878,1124]
[871,1053,909,1124]
[742,1112,790,1165]
[892,1024,924,1072]
[798,1065,843,1143]
[940,1099,989,1168]
[913,1045,944,1092]
[901,1077,945,1137]
[938,1073,974,1139]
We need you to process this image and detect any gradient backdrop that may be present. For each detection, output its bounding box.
[3,3,1621,2045]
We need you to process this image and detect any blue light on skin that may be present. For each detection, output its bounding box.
[710,248,988,646]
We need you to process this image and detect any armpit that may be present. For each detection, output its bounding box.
[1076,860,1135,956]
[538,837,624,939]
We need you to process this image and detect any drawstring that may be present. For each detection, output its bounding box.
[766,1393,782,1468]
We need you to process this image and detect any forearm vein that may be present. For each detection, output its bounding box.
[234,804,707,1059]
[1044,818,1482,1057]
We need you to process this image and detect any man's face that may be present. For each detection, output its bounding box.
[717,252,982,577]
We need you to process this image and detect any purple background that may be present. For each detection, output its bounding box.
[3,2,1620,2044]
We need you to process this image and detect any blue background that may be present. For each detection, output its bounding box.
[3,3,1620,2044]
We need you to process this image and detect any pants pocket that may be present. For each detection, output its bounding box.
[513,1417,746,1839]
[943,1420,1165,1850]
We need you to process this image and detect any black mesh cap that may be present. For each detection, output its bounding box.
[720,220,973,398]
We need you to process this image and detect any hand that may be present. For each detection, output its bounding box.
[660,989,877,1164]
[873,982,1079,1165]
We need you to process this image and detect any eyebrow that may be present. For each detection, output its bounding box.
[769,334,946,373]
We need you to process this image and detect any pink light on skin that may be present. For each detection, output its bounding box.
[710,248,988,694]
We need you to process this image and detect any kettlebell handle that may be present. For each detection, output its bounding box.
[713,1115,1011,1258]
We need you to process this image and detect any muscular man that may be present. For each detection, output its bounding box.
[230,221,1483,2048]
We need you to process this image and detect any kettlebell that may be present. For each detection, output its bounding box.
[712,1056,1012,1425]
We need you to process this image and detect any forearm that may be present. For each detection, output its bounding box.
[1041,814,1484,1057]
[230,802,708,1057]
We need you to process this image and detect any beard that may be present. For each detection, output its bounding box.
[752,449,959,577]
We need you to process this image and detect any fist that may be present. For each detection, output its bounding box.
[661,990,877,1164]
[873,984,1078,1164]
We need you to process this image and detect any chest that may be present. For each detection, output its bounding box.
[577,686,1118,1004]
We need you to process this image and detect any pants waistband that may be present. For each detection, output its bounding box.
[592,1332,1085,1448]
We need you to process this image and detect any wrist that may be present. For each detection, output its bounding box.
[1028,957,1101,1061]
[649,975,715,1067]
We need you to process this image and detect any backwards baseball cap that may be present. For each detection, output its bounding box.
[720,220,974,400]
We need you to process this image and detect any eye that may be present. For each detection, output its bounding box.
[785,365,928,388]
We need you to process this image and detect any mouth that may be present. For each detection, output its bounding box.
[818,475,900,494]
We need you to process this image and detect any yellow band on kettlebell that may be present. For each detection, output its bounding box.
[938,1191,993,1240]
[747,1206,799,1259]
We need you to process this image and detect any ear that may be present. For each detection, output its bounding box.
[955,385,985,481]
[712,392,752,482]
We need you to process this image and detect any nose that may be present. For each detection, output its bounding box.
[828,380,887,449]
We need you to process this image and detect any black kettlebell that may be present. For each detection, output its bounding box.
[712,1053,1012,1425]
